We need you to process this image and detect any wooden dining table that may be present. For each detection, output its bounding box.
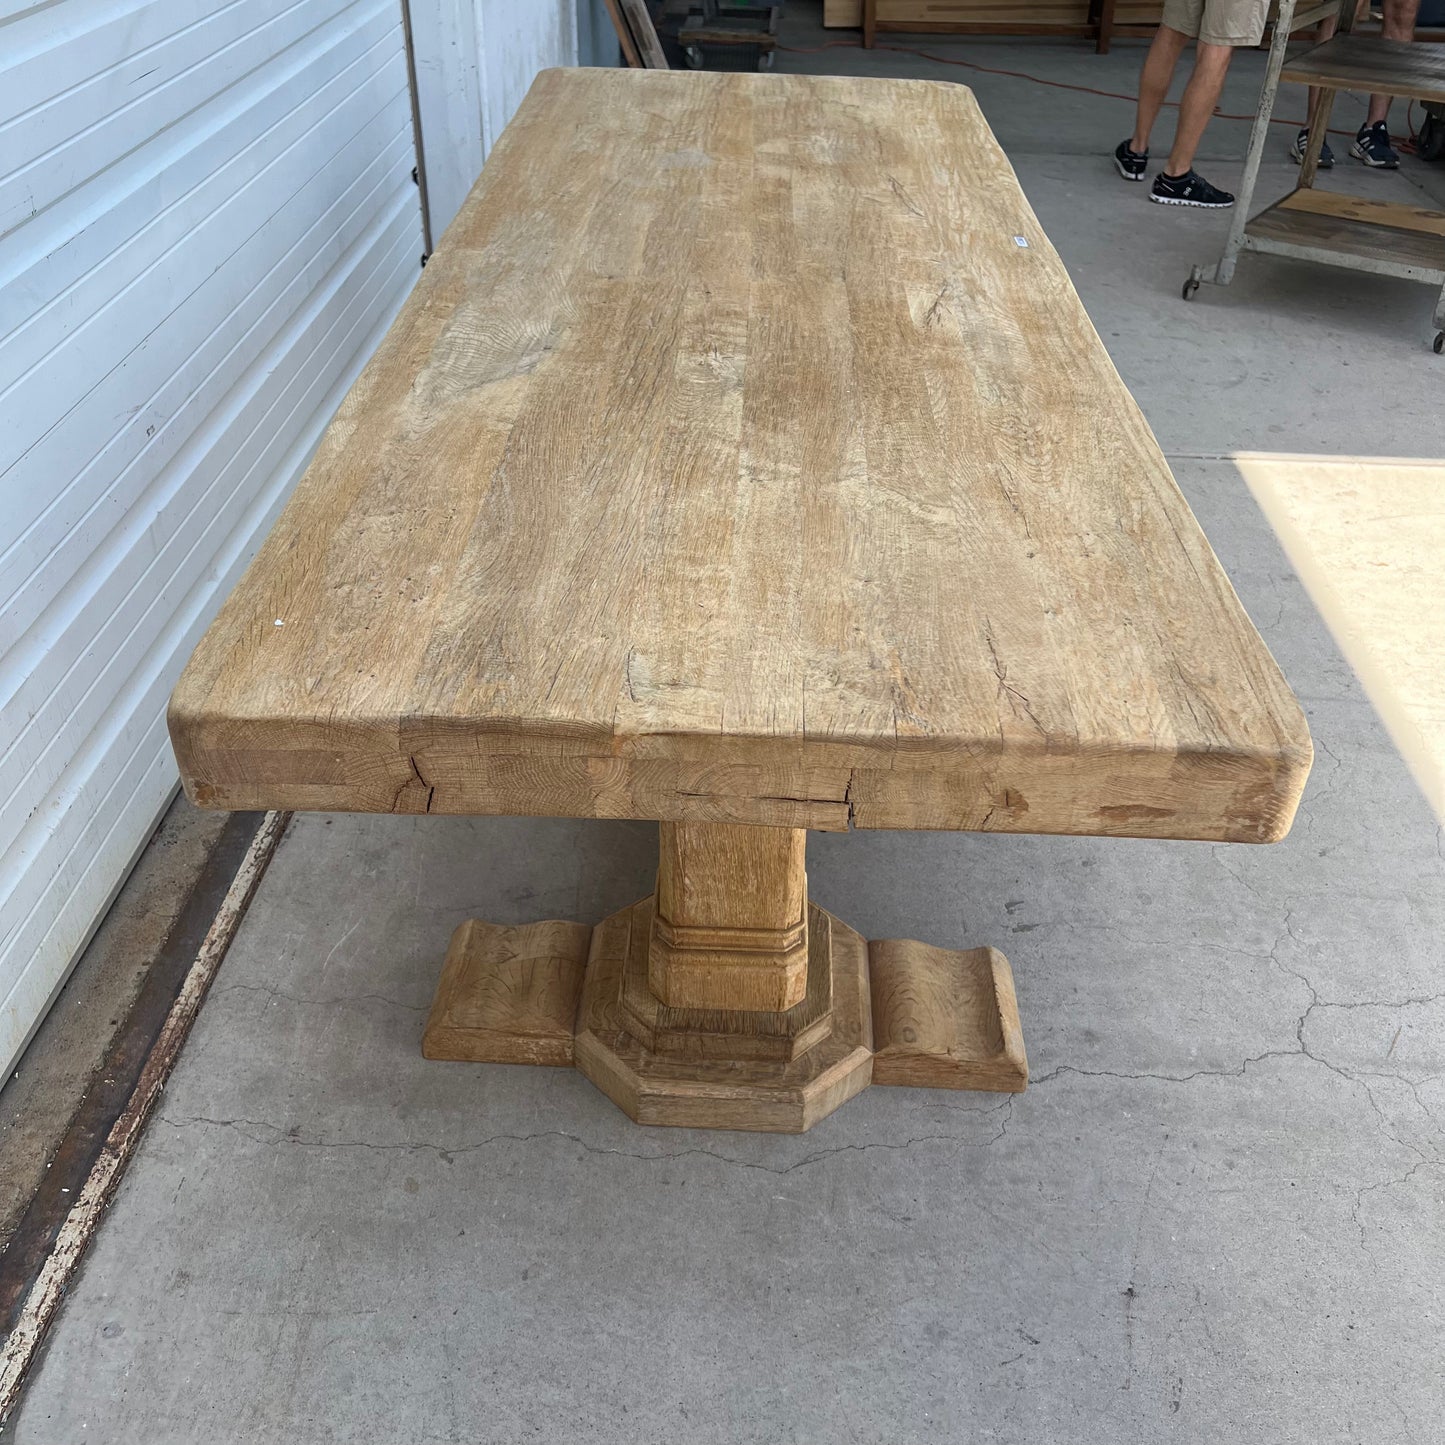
[169,66,1312,1133]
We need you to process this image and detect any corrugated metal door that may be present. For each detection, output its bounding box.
[408,0,591,240]
[0,0,424,1074]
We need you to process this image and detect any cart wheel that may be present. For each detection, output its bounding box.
[1182,276,1201,301]
[684,45,704,69]
[1435,331,1445,355]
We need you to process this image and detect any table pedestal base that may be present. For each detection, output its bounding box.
[423,825,1028,1133]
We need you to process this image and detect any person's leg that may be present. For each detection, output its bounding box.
[1165,39,1235,174]
[1131,25,1191,153]
[1351,0,1419,165]
[1365,0,1420,128]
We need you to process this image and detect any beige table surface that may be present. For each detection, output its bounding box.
[170,67,1310,847]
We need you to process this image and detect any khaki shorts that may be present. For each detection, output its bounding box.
[1161,0,1268,45]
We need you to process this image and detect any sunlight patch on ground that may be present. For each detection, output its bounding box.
[1235,452,1445,823]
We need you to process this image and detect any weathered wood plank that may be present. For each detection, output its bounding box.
[870,940,1027,1091]
[1249,201,1445,277]
[171,68,1310,842]
[1278,186,1445,240]
[1282,35,1445,104]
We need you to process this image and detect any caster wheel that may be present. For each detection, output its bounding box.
[1434,332,1444,355]
[1182,277,1201,301]
[684,45,704,69]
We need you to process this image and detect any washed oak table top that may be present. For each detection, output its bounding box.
[171,67,1312,1132]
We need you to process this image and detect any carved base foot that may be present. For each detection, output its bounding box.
[869,940,1027,1091]
[423,900,1028,1133]
[574,900,873,1132]
[422,919,590,1065]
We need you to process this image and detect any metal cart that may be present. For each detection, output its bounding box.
[1185,0,1445,352]
[679,2,780,70]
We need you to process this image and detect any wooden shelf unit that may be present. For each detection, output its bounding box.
[1188,1,1445,351]
[1280,32,1445,101]
[855,0,1165,53]
[1247,190,1445,282]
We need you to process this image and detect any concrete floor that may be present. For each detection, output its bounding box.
[10,9,1445,1442]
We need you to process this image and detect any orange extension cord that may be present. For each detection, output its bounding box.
[778,36,1423,151]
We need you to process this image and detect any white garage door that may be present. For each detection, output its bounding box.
[408,0,600,241]
[0,0,424,1075]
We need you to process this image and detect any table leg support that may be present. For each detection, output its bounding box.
[651,822,808,1012]
[423,823,1028,1132]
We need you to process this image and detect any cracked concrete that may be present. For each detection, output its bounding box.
[9,13,1445,1444]
[148,1098,1017,1175]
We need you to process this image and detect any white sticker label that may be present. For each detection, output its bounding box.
[1013,235,1030,248]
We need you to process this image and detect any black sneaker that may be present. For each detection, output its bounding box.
[1115,139,1148,182]
[1150,169,1235,208]
[1351,120,1399,168]
[1289,127,1335,168]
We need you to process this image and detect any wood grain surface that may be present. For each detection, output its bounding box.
[1248,201,1445,275]
[601,0,643,67]
[1278,187,1445,239]
[170,67,1311,844]
[574,901,875,1131]
[651,822,808,1010]
[869,939,1027,1090]
[618,0,668,69]
[422,918,591,1064]
[1282,35,1445,105]
[621,897,835,1060]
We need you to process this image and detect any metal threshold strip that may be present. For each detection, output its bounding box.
[0,811,291,1421]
